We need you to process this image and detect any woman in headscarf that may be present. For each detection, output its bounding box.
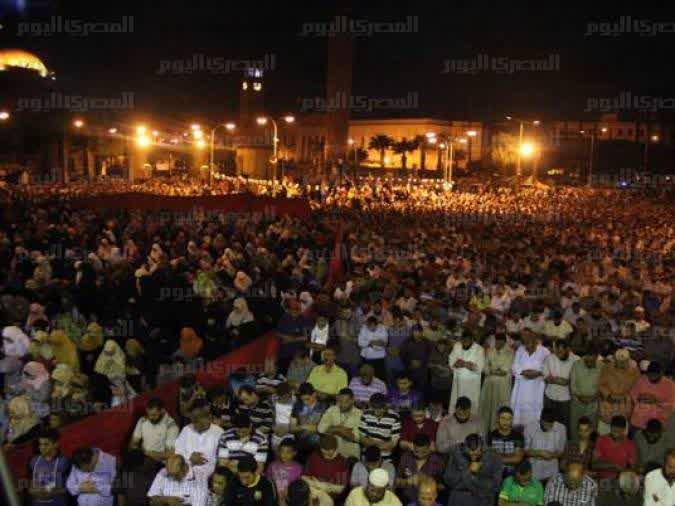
[124,339,145,392]
[25,302,48,333]
[1,325,31,390]
[48,329,80,371]
[19,361,51,419]
[5,395,42,445]
[78,322,104,376]
[226,297,255,330]
[50,364,75,403]
[94,340,127,382]
[233,270,252,294]
[28,330,55,368]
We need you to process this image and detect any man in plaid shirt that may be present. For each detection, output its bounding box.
[544,460,598,506]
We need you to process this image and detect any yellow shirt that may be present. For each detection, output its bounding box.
[307,364,348,396]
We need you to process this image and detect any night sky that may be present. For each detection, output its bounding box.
[1,1,675,125]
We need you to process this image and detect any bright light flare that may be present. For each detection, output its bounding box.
[73,119,84,128]
[195,139,206,149]
[136,135,150,147]
[256,117,268,126]
[284,115,295,124]
[520,142,536,157]
[0,111,9,121]
[225,122,236,131]
[108,128,117,134]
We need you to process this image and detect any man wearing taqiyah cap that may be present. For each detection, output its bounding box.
[344,468,402,506]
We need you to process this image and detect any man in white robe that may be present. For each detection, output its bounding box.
[449,332,485,415]
[511,330,550,427]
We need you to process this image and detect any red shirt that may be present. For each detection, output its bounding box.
[304,451,349,487]
[594,435,636,479]
[401,417,439,443]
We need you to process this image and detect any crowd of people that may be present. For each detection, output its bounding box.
[1,176,674,505]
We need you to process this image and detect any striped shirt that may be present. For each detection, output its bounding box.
[217,428,269,464]
[544,473,597,506]
[349,377,388,405]
[232,399,275,435]
[255,373,287,396]
[358,409,401,460]
[148,466,209,506]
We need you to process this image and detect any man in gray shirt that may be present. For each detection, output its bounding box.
[436,397,483,454]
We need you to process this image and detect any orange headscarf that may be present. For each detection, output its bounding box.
[180,327,203,358]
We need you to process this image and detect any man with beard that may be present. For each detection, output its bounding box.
[148,454,209,506]
[349,363,388,408]
[448,331,485,415]
[345,468,402,506]
[544,461,598,506]
[396,434,444,504]
[511,329,550,428]
[443,433,503,506]
[630,361,675,431]
[437,396,484,455]
[317,387,363,459]
[636,419,668,475]
[644,449,675,506]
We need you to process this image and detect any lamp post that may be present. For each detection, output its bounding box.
[581,126,607,187]
[428,133,466,185]
[209,122,236,185]
[507,116,540,177]
[466,129,477,168]
[257,115,295,195]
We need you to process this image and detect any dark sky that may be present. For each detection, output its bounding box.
[1,1,675,125]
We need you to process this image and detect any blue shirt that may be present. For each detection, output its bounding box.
[29,454,71,506]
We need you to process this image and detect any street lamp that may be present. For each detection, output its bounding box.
[136,135,150,148]
[136,125,147,135]
[507,116,540,176]
[581,127,606,187]
[108,128,117,134]
[520,142,535,157]
[256,115,295,193]
[0,111,9,121]
[73,119,84,129]
[209,122,237,185]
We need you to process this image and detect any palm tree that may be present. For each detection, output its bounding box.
[368,134,394,168]
[391,137,418,171]
[413,135,427,173]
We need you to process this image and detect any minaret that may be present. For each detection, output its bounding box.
[324,25,354,166]
[239,67,265,133]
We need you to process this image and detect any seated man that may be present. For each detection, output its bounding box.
[223,456,276,506]
[400,403,438,452]
[488,406,525,477]
[307,347,349,401]
[290,382,328,454]
[396,434,444,504]
[233,384,275,436]
[174,399,224,477]
[358,393,402,463]
[148,454,209,506]
[304,434,349,498]
[66,446,117,506]
[129,397,179,465]
[317,387,363,459]
[544,460,598,506]
[350,445,396,490]
[498,460,545,506]
[436,396,483,455]
[524,407,567,483]
[345,468,402,506]
[636,418,668,475]
[217,414,268,474]
[349,363,388,409]
[592,415,636,481]
[28,428,71,506]
[443,434,503,506]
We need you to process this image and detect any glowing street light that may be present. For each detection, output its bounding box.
[73,119,84,128]
[136,135,150,147]
[507,116,540,176]
[256,117,268,126]
[0,111,10,121]
[283,115,295,124]
[190,123,201,131]
[195,139,206,149]
[601,127,608,133]
[427,137,438,145]
[225,122,236,131]
[136,125,147,135]
[152,130,159,137]
[192,129,204,140]
[467,130,477,137]
[256,115,297,192]
[651,135,660,142]
[520,141,536,157]
[108,128,117,134]
[425,131,436,139]
[458,137,468,144]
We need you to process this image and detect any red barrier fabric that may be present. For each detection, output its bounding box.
[69,193,311,219]
[5,333,279,484]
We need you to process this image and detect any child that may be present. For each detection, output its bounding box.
[265,439,303,505]
[271,382,295,450]
[388,372,421,418]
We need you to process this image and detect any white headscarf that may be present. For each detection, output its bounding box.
[2,326,30,358]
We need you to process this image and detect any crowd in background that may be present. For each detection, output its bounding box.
[1,178,675,505]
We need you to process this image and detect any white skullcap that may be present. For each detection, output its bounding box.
[369,468,389,488]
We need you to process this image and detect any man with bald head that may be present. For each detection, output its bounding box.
[148,454,209,505]
[544,460,598,506]
[408,476,442,506]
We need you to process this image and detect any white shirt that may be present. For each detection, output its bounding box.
[542,320,574,340]
[644,468,675,506]
[358,324,388,360]
[148,467,209,506]
[131,413,179,454]
[174,424,224,475]
[543,353,579,402]
[525,421,567,480]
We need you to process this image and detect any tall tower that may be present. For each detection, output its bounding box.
[324,30,354,165]
[239,67,265,133]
